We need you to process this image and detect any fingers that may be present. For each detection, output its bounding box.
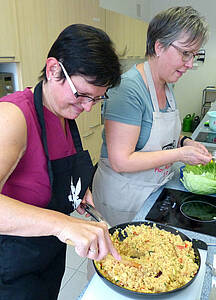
[69,221,116,261]
[181,146,212,165]
[59,216,120,261]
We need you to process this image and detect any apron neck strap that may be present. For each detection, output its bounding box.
[68,119,83,152]
[34,81,54,187]
[144,61,176,111]
[33,81,84,187]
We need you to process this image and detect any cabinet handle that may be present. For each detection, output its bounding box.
[83,131,94,138]
[89,124,100,129]
[0,56,15,59]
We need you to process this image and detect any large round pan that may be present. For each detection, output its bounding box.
[93,221,201,298]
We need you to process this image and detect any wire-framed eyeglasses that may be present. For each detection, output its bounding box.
[58,61,109,104]
[170,44,200,62]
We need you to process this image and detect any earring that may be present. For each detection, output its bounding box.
[48,77,51,81]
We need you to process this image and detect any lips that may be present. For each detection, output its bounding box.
[176,70,186,77]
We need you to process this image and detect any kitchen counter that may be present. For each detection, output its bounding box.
[77,108,216,300]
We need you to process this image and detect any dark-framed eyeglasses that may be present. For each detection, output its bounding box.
[170,44,200,62]
[58,61,109,104]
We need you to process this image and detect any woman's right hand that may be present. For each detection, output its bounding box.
[56,215,121,261]
[178,145,212,165]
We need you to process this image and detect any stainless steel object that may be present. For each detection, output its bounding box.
[66,203,111,247]
[81,203,111,229]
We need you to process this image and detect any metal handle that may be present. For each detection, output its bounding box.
[0,56,15,59]
[66,204,111,247]
[80,203,111,229]
[89,124,100,129]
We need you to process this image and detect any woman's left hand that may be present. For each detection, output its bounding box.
[76,188,94,216]
[183,139,210,155]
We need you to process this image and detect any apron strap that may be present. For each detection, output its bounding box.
[34,81,54,187]
[68,119,83,153]
[144,61,176,111]
[33,81,84,187]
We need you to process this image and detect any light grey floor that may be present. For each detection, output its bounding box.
[57,211,90,300]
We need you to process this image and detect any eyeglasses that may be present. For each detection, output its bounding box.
[58,61,109,104]
[170,44,200,62]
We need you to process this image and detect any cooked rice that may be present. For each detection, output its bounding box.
[95,224,199,293]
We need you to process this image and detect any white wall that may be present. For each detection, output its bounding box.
[100,0,216,121]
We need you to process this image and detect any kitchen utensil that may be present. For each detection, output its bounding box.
[207,111,216,132]
[80,203,111,228]
[66,203,111,246]
[93,221,201,298]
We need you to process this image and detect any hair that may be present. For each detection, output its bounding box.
[39,24,121,88]
[146,6,209,57]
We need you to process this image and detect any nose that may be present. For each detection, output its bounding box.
[81,101,94,112]
[184,57,194,69]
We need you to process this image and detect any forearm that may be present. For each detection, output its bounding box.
[110,148,180,173]
[0,194,121,262]
[0,193,72,238]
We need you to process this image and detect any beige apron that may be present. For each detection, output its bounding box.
[92,61,181,226]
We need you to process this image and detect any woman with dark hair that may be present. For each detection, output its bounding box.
[92,6,212,227]
[0,24,121,299]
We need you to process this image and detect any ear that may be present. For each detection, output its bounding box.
[45,57,59,80]
[154,40,164,57]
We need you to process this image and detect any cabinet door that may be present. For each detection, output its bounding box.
[106,10,148,58]
[16,0,50,88]
[0,0,20,62]
[81,125,102,165]
[16,0,106,89]
[105,10,128,57]
[68,0,105,30]
[76,103,102,164]
[133,19,148,57]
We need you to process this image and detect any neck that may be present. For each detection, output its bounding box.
[42,81,65,128]
[147,58,167,109]
[148,58,166,91]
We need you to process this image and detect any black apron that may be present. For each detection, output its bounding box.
[0,82,94,300]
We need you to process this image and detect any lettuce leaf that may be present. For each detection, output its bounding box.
[180,162,216,194]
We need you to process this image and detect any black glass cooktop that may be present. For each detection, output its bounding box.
[146,188,216,237]
[195,132,216,144]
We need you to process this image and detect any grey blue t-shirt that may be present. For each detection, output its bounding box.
[101,64,174,158]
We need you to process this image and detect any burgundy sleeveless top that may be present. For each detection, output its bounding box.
[0,88,76,207]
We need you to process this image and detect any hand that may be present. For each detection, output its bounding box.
[56,215,121,261]
[178,145,212,165]
[183,139,210,155]
[76,188,94,216]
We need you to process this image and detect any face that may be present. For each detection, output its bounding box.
[156,37,201,83]
[45,74,108,120]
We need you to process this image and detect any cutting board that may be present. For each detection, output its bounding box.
[81,249,207,300]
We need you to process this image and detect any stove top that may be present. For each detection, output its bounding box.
[146,188,216,237]
[195,131,216,144]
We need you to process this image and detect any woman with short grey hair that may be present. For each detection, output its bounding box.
[146,6,208,56]
[92,6,211,227]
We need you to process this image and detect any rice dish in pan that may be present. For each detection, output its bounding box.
[95,224,199,293]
